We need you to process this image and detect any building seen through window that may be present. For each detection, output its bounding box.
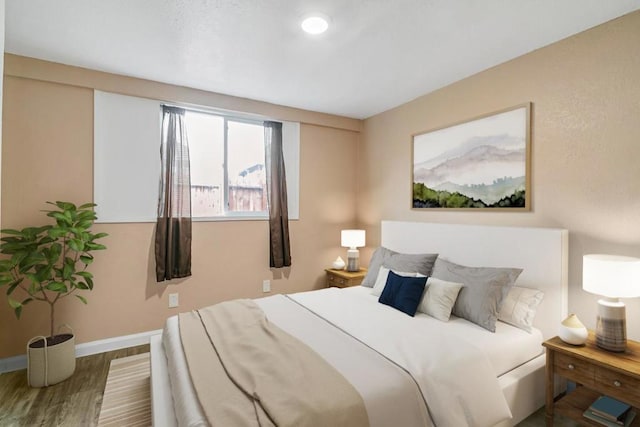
[185,110,267,218]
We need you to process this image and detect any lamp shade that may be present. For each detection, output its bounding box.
[341,229,365,248]
[583,254,640,298]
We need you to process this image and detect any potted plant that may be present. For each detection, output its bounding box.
[0,201,107,387]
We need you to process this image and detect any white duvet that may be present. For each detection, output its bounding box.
[164,286,543,427]
[291,287,513,427]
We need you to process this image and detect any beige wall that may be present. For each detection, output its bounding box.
[0,56,361,358]
[359,11,640,340]
[0,0,5,227]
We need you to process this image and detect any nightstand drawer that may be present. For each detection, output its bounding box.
[554,353,595,386]
[327,274,349,287]
[325,269,367,288]
[595,367,640,406]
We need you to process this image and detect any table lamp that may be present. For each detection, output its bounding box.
[583,254,640,352]
[341,229,365,272]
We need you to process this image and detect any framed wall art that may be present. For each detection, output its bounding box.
[412,103,531,210]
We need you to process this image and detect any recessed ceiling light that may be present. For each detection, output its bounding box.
[301,15,329,35]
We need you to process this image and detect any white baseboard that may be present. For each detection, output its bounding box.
[0,329,162,374]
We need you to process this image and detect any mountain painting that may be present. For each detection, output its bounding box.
[412,104,530,210]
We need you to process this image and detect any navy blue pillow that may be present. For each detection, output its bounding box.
[378,271,428,317]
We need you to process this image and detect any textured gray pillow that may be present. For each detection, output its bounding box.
[361,246,438,287]
[431,258,523,332]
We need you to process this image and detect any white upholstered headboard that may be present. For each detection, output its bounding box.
[381,221,568,340]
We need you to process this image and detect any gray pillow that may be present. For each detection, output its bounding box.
[431,258,522,332]
[362,246,438,287]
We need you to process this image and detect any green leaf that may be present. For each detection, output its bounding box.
[76,220,93,230]
[62,263,73,280]
[35,265,53,283]
[8,297,22,309]
[18,253,46,272]
[78,203,97,210]
[76,271,93,279]
[48,243,62,263]
[0,259,14,272]
[6,278,23,295]
[0,236,21,243]
[14,305,22,319]
[91,232,109,240]
[47,227,68,239]
[76,282,89,290]
[55,201,77,211]
[68,239,84,252]
[0,229,24,236]
[22,226,50,236]
[37,236,55,246]
[46,282,68,293]
[86,243,107,251]
[1,243,30,255]
[21,297,33,306]
[48,211,72,226]
[85,277,94,290]
[77,211,97,222]
[76,294,88,304]
[80,255,94,265]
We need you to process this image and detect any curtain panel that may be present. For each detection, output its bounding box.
[155,106,192,282]
[264,121,291,268]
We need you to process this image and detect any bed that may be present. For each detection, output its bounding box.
[150,221,568,426]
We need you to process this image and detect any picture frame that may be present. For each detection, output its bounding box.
[412,103,531,211]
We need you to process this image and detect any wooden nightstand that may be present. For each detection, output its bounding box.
[325,268,367,288]
[543,331,640,426]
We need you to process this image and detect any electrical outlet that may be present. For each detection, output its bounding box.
[168,293,179,308]
[262,280,271,293]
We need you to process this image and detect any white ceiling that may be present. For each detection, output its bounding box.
[5,0,640,119]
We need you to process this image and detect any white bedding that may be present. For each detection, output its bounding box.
[164,293,431,427]
[163,286,543,427]
[341,286,544,376]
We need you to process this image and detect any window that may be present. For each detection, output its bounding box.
[93,91,299,223]
[186,111,267,218]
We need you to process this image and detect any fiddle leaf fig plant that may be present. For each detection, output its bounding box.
[0,201,107,338]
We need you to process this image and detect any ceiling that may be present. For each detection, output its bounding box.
[5,0,640,119]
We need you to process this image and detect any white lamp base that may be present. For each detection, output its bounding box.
[346,248,360,272]
[595,299,626,352]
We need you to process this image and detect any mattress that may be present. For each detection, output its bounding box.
[163,286,543,427]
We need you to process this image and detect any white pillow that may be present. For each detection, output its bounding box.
[371,266,417,297]
[417,277,464,321]
[498,286,544,333]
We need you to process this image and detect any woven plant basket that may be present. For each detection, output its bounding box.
[27,326,76,388]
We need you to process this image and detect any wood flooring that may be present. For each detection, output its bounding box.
[0,344,149,427]
[0,343,579,426]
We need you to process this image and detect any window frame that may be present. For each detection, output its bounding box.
[184,108,269,220]
[93,90,300,224]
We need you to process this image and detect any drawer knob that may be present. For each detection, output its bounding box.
[567,364,575,370]
[614,380,622,387]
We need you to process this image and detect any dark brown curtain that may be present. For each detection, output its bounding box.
[155,106,192,282]
[264,121,291,268]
